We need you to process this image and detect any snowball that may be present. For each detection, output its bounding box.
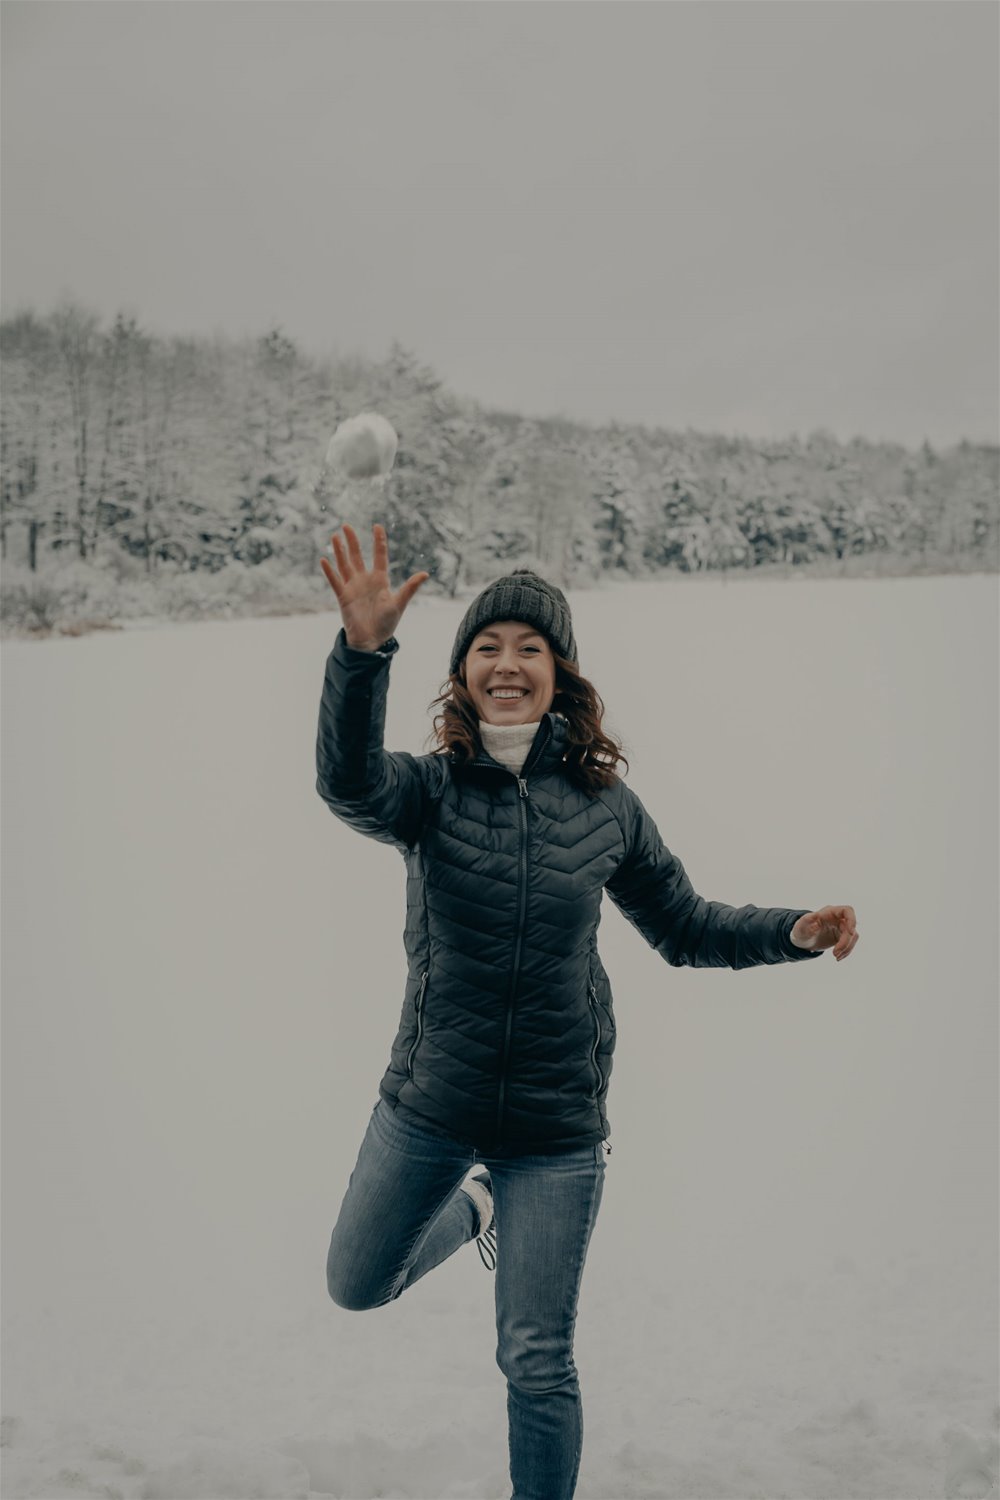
[324,412,398,480]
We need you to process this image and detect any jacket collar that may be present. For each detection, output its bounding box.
[449,711,570,777]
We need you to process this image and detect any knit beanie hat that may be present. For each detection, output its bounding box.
[450,568,578,677]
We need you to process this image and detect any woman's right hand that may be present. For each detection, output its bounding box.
[320,523,429,649]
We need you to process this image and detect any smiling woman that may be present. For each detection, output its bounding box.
[463,621,556,725]
[316,525,836,1500]
[425,569,630,793]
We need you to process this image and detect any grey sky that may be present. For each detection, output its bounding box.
[2,0,997,450]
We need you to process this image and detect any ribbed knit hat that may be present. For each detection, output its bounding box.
[450,569,577,677]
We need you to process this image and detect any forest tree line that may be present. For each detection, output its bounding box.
[1,299,997,632]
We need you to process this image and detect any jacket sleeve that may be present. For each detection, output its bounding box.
[315,627,428,853]
[604,785,825,970]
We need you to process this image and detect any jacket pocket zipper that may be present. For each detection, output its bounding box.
[406,971,429,1081]
[587,982,605,1097]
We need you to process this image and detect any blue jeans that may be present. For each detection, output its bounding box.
[326,1097,607,1500]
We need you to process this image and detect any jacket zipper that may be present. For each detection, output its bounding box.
[458,722,551,1143]
[496,774,529,1134]
[405,970,429,1081]
[439,745,615,1149]
[587,982,605,1097]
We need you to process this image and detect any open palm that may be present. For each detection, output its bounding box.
[320,523,429,648]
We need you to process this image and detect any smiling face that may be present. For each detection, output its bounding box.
[463,620,557,726]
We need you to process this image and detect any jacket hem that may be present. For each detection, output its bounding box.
[378,1087,607,1156]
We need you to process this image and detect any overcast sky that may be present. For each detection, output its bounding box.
[2,0,997,450]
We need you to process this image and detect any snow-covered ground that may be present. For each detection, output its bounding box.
[2,573,997,1500]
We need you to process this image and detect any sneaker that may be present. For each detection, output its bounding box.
[459,1171,496,1271]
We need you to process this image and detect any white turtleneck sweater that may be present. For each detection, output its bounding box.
[478,718,543,776]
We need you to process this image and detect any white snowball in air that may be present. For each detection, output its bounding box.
[325,412,398,480]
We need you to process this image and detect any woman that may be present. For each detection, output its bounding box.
[317,522,858,1500]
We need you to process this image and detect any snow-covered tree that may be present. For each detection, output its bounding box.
[51,299,101,559]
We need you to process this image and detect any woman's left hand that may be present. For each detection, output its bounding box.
[790,906,859,961]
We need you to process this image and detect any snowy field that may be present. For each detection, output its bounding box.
[2,572,997,1500]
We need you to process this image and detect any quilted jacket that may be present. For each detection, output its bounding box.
[316,627,823,1154]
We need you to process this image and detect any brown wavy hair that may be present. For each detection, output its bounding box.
[422,648,630,795]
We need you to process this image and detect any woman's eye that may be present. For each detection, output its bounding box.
[478,646,538,653]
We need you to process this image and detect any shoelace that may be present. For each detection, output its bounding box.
[476,1225,497,1271]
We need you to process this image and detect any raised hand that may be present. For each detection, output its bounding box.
[789,905,859,962]
[320,523,429,649]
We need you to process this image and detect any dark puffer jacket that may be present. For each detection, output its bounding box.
[316,627,823,1154]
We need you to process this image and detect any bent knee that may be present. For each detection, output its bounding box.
[326,1275,384,1311]
[327,1260,395,1312]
